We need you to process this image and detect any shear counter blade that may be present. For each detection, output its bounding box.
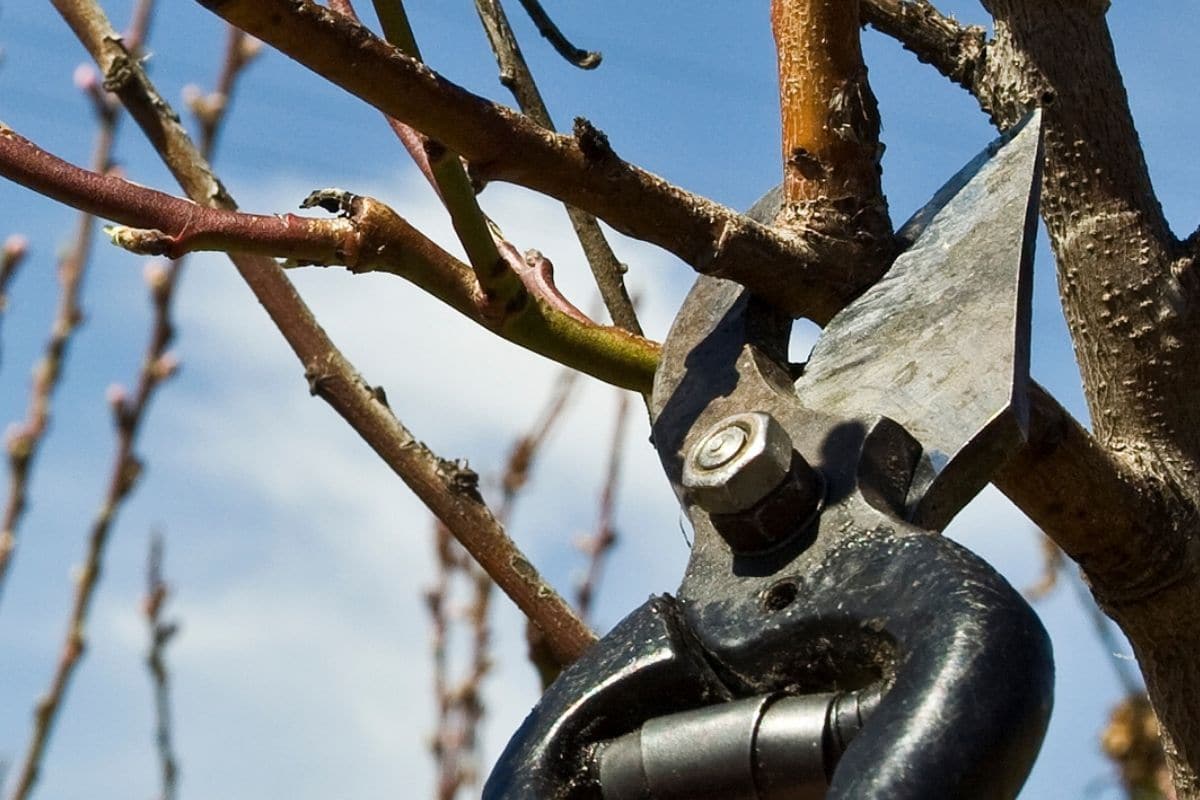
[794,110,1044,530]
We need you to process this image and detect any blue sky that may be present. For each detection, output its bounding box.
[0,1,1195,798]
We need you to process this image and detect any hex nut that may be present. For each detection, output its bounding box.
[683,412,794,515]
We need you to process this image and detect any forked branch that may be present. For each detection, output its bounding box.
[193,0,885,322]
[48,0,597,667]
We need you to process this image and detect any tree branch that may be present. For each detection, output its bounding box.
[771,0,895,303]
[52,0,597,666]
[473,0,642,336]
[995,384,1185,607]
[0,103,113,598]
[0,125,659,392]
[869,3,1200,794]
[860,0,987,92]
[0,234,30,364]
[513,0,600,69]
[143,532,180,800]
[193,0,883,322]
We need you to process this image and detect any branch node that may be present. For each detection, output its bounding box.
[573,117,615,163]
[106,225,176,257]
[437,457,482,501]
[300,187,359,216]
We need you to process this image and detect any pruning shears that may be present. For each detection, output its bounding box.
[485,111,1054,799]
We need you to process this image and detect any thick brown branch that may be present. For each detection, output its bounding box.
[868,0,1194,460]
[860,0,987,92]
[193,0,879,321]
[770,0,895,312]
[996,382,1200,797]
[995,384,1185,606]
[974,1,1197,461]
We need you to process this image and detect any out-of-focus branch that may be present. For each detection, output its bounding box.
[53,0,596,669]
[193,0,881,322]
[10,17,230,796]
[428,368,580,796]
[473,0,641,337]
[0,234,30,364]
[0,79,116,598]
[574,391,626,623]
[1103,693,1176,800]
[513,0,600,69]
[426,522,491,800]
[7,202,180,800]
[144,532,180,800]
[499,367,579,517]
[0,58,127,598]
[184,27,262,156]
[860,0,986,92]
[0,129,659,392]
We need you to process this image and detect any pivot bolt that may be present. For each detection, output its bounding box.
[683,412,794,515]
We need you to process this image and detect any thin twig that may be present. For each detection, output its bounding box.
[574,391,626,623]
[6,220,179,800]
[52,0,596,669]
[0,126,659,391]
[426,523,491,800]
[0,63,123,600]
[9,11,246,796]
[333,0,527,316]
[499,367,579,515]
[144,532,179,800]
[473,0,641,336]
[513,0,600,69]
[427,367,580,798]
[184,27,262,156]
[0,234,31,366]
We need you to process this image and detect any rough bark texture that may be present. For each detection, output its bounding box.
[771,0,895,300]
[863,1,1200,794]
[12,0,1200,795]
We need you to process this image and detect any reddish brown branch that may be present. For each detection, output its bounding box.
[193,0,879,321]
[0,128,658,390]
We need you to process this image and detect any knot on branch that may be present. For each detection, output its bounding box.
[301,187,360,217]
[437,457,482,502]
[573,118,616,164]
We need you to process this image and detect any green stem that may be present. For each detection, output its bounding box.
[370,0,524,311]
